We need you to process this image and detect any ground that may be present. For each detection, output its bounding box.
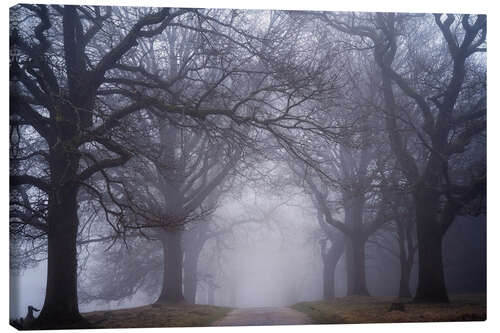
[214,306,312,326]
[83,303,231,328]
[291,294,486,324]
[82,304,311,328]
[49,293,485,329]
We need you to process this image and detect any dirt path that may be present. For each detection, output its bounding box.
[213,307,312,326]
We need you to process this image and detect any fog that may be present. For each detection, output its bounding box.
[10,178,486,319]
[9,5,486,328]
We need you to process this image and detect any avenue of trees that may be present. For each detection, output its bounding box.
[10,5,486,328]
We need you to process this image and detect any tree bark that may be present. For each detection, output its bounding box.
[156,230,185,303]
[413,190,449,302]
[35,185,82,327]
[323,250,336,299]
[183,244,203,304]
[396,219,413,298]
[344,192,369,296]
[344,236,354,295]
[348,234,369,296]
[33,132,85,328]
[398,255,412,298]
[322,238,344,300]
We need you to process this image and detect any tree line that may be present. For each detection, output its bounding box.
[10,5,486,328]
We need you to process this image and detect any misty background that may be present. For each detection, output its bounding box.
[10,177,486,319]
[9,3,486,328]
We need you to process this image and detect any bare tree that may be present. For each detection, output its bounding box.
[11,7,486,324]
[10,5,346,325]
[318,12,486,302]
[10,5,195,325]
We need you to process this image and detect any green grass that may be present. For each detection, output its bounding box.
[292,294,486,325]
[83,303,232,328]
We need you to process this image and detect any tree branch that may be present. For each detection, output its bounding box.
[10,174,51,193]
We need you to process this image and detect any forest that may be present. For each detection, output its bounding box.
[9,4,486,329]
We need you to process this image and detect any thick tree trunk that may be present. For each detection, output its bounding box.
[35,185,82,328]
[413,192,449,303]
[323,251,336,300]
[183,245,202,304]
[398,256,412,298]
[397,222,413,298]
[322,239,344,300]
[156,230,185,303]
[34,142,84,328]
[348,235,369,296]
[344,237,354,295]
[343,192,369,296]
[414,233,447,302]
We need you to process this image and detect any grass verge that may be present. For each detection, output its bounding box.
[291,293,486,324]
[83,303,232,328]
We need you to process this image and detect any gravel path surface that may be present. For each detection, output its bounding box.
[213,307,312,326]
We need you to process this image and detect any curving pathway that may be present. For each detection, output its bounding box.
[213,307,312,326]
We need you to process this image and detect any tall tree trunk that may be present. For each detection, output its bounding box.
[323,250,336,300]
[35,142,84,328]
[156,230,185,303]
[322,239,344,300]
[398,256,412,298]
[344,237,354,295]
[344,192,369,296]
[35,185,82,328]
[348,234,369,296]
[183,245,202,304]
[396,221,412,298]
[413,190,449,303]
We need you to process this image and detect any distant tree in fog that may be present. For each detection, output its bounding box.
[316,212,344,299]
[291,141,391,296]
[285,61,394,296]
[369,178,417,298]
